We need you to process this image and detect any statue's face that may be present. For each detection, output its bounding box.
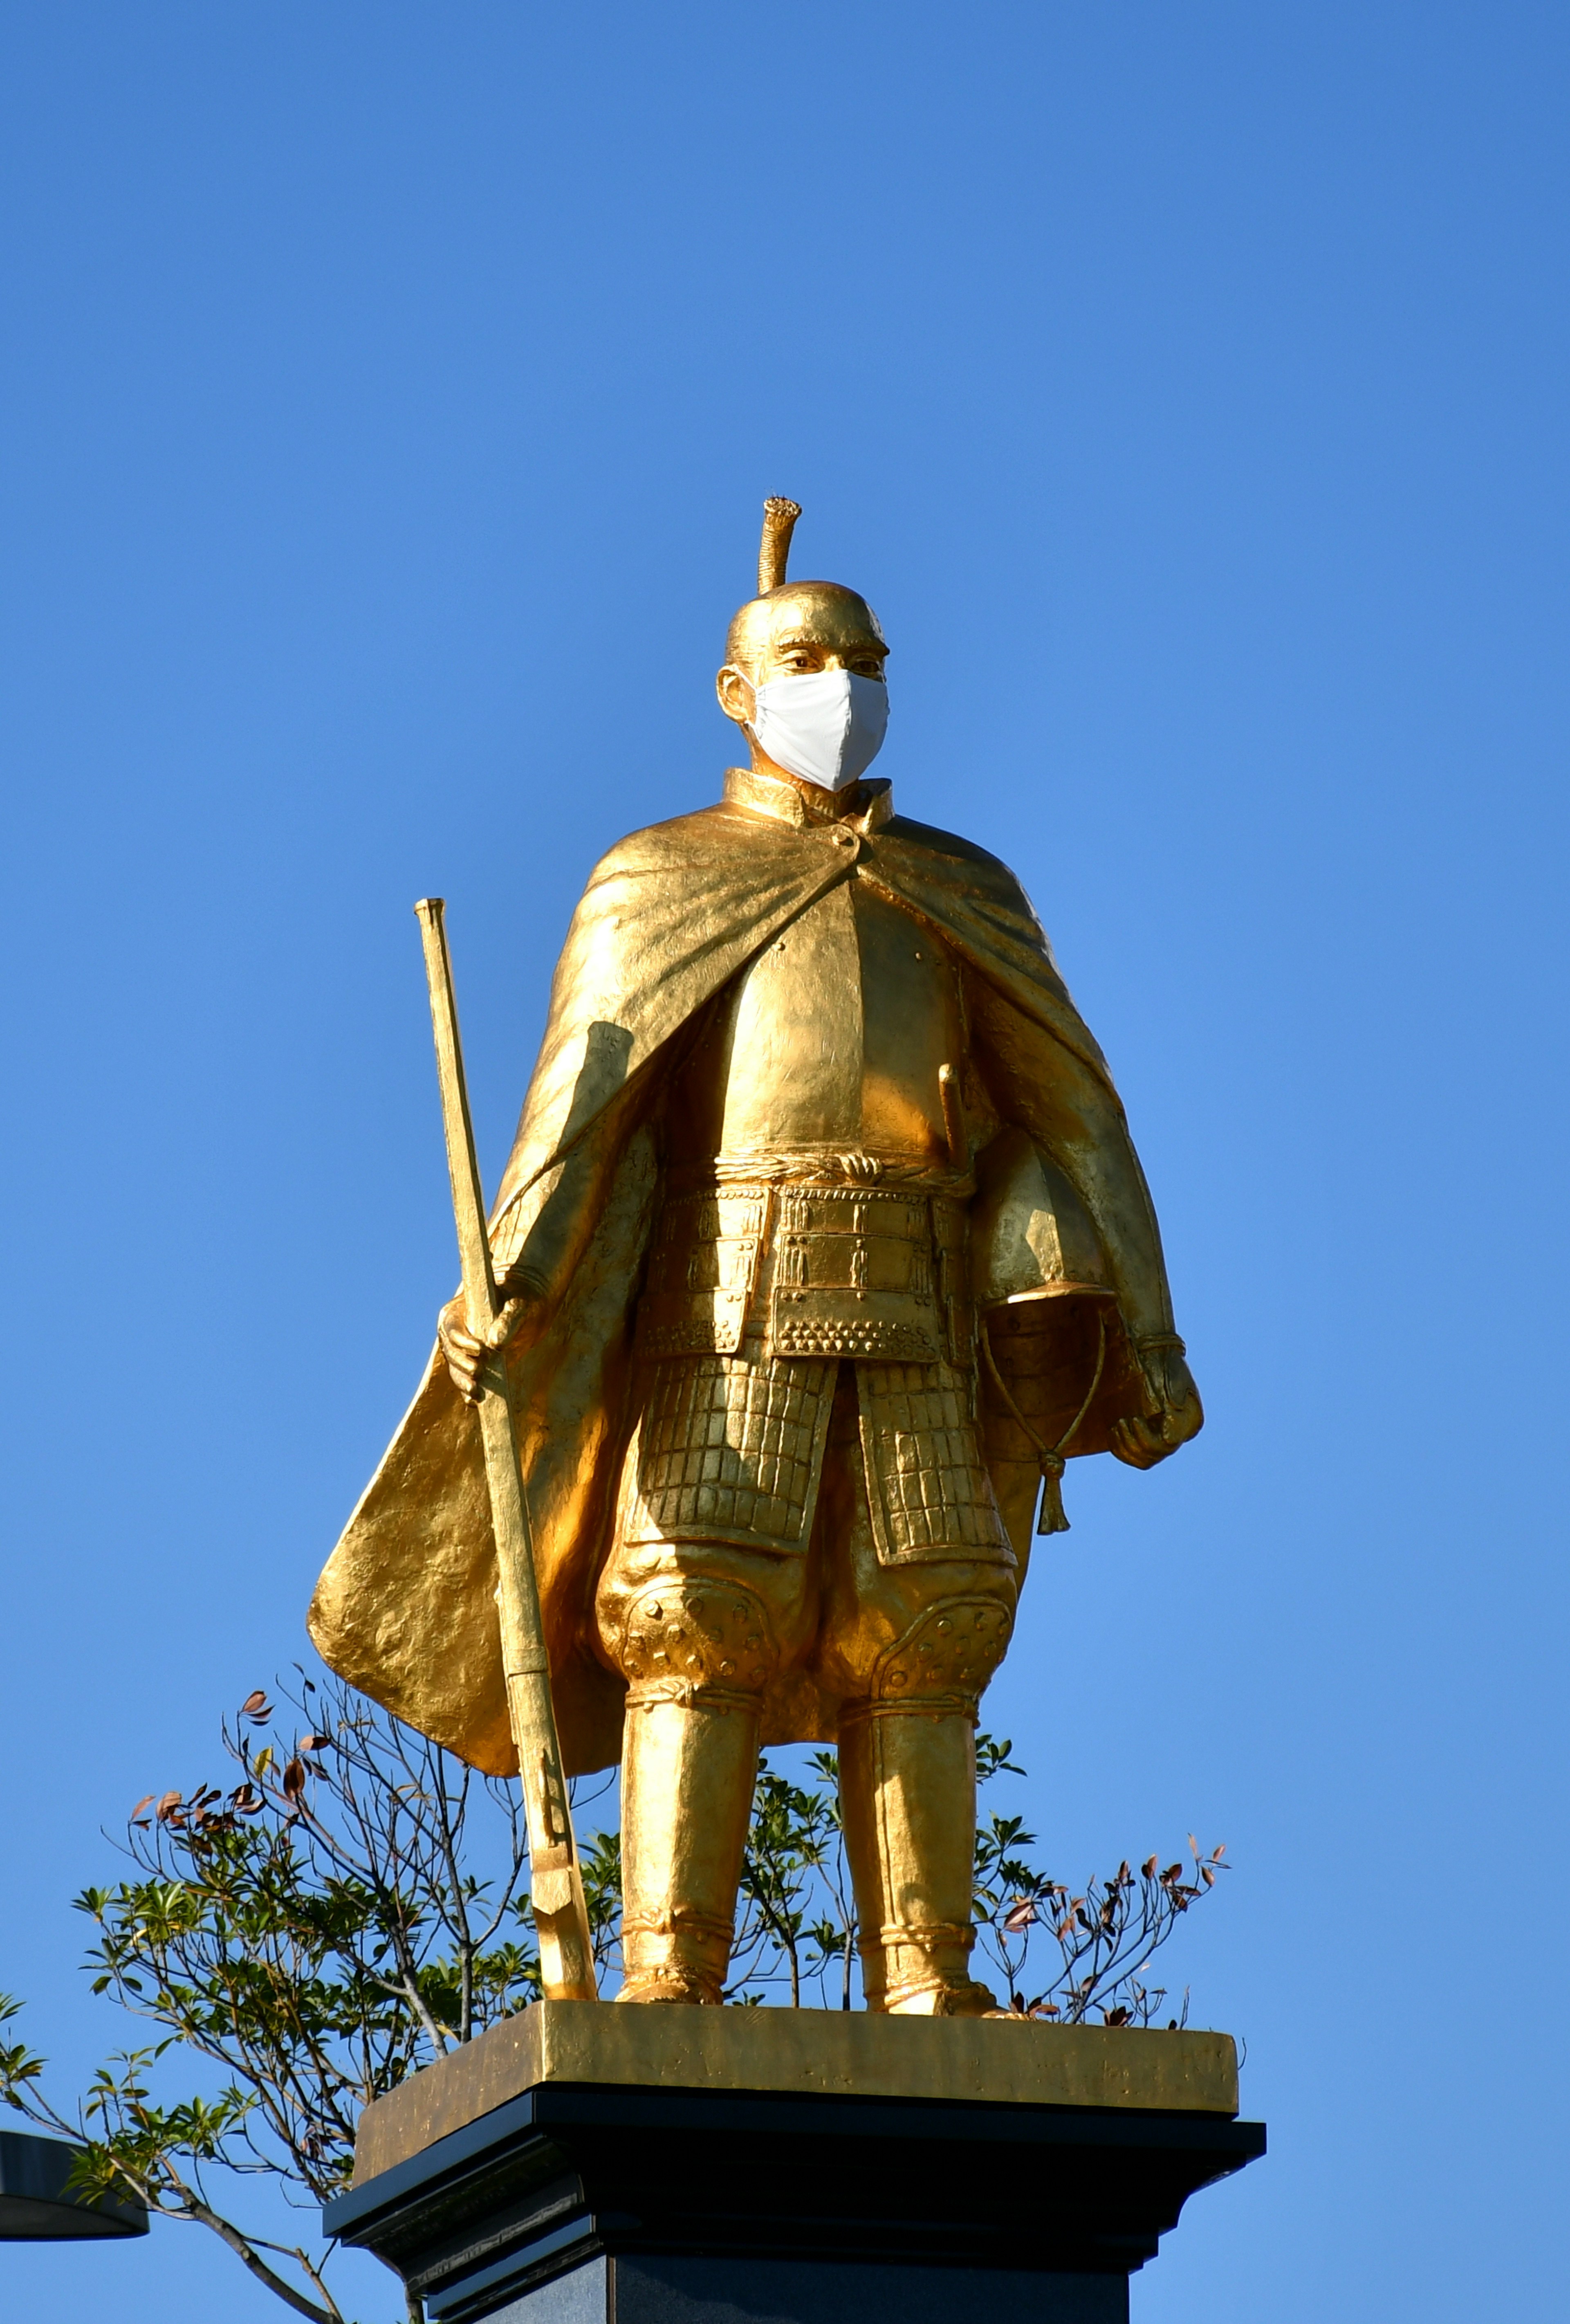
[717,585,888,735]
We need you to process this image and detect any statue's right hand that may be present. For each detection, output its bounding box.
[437,1290,541,1403]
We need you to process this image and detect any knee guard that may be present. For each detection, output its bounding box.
[617,1581,778,1709]
[872,1596,1014,1712]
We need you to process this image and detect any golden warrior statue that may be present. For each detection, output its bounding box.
[310,501,1202,2016]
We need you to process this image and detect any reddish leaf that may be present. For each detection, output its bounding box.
[1003,1899,1036,1933]
[1142,1855,1158,1879]
[281,1757,307,1804]
[128,1795,154,1821]
[297,1734,332,1754]
[155,1791,182,1822]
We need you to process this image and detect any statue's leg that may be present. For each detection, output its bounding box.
[838,1615,1012,2014]
[612,1578,777,2003]
[813,1365,1017,2016]
[595,1353,831,2003]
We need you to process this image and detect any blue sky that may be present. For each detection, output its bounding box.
[2,4,1567,2319]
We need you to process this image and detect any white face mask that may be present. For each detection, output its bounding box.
[748,667,889,793]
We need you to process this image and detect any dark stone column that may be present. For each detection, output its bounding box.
[325,2081,1265,2323]
[476,2252,1127,2322]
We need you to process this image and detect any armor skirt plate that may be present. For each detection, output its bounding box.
[617,1349,1011,1567]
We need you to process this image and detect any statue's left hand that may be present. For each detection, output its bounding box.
[1110,1341,1204,1470]
[437,1287,544,1403]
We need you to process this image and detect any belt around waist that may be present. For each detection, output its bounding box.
[669,1149,975,1197]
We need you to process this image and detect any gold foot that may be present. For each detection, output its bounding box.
[616,1971,722,2006]
[884,1978,1002,2018]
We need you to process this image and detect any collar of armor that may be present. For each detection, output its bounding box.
[723,763,894,833]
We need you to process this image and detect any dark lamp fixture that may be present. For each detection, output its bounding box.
[0,2131,148,2240]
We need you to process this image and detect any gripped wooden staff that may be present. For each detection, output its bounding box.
[414,897,598,2003]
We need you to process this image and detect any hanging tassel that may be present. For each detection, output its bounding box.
[982,1312,1104,1540]
[1036,1450,1070,1535]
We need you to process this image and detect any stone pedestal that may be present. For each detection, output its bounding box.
[325,2005,1264,2324]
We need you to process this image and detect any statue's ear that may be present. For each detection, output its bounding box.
[715,665,756,728]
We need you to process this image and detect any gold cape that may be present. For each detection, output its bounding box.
[308,779,1177,1776]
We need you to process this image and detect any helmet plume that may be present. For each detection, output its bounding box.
[757,498,801,595]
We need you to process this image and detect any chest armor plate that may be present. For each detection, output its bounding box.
[646,879,973,1362]
[670,876,964,1166]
